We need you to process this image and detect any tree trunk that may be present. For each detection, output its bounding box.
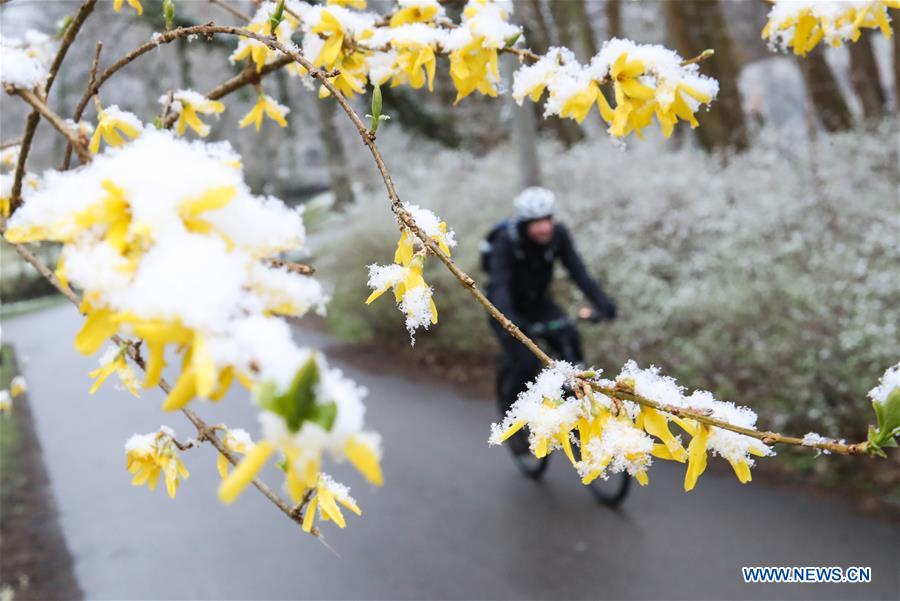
[665,0,749,151]
[796,48,854,132]
[848,29,886,120]
[522,0,585,146]
[569,0,599,60]
[504,55,541,188]
[605,0,622,39]
[315,98,355,210]
[893,8,900,114]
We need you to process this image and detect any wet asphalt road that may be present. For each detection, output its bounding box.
[3,303,898,600]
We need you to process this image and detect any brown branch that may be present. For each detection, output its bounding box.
[62,41,103,170]
[5,238,320,537]
[10,88,91,164]
[265,258,315,275]
[10,0,96,213]
[1,138,22,150]
[584,381,868,456]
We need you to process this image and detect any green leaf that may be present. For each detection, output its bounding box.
[56,16,73,39]
[162,0,175,32]
[281,356,320,432]
[307,401,338,432]
[256,380,280,414]
[269,0,286,31]
[878,389,900,435]
[370,85,383,133]
[504,32,521,48]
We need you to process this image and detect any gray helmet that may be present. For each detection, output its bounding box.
[514,187,556,222]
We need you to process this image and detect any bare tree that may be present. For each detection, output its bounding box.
[796,48,854,132]
[605,0,622,39]
[848,29,886,120]
[665,0,748,151]
[522,0,584,146]
[316,97,355,210]
[893,8,900,113]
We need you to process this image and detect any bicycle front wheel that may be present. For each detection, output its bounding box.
[586,472,631,508]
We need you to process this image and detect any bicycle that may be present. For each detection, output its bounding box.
[496,314,631,508]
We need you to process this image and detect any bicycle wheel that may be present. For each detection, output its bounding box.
[571,437,631,507]
[585,472,631,508]
[496,361,549,480]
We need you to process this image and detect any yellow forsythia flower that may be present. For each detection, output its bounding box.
[113,0,143,16]
[328,0,366,8]
[9,375,27,398]
[171,91,225,138]
[217,428,254,479]
[390,2,439,27]
[762,0,900,56]
[239,93,289,131]
[302,473,362,533]
[125,428,189,498]
[89,106,142,154]
[449,38,499,104]
[88,345,140,397]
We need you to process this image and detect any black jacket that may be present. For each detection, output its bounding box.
[486,221,616,329]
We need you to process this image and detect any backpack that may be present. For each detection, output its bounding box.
[479,219,520,272]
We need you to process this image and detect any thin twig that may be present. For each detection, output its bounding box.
[265,258,315,275]
[11,88,92,163]
[0,138,23,150]
[10,0,96,212]
[62,40,103,170]
[584,381,867,456]
[208,0,252,22]
[5,238,320,536]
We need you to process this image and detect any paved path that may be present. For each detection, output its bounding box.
[3,304,898,600]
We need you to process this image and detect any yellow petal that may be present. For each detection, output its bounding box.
[317,485,346,528]
[161,367,197,411]
[345,436,384,486]
[218,440,275,504]
[302,496,318,532]
[217,452,230,479]
[684,424,710,492]
[74,309,118,355]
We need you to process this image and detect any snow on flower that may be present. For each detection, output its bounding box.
[164,90,225,138]
[302,472,362,532]
[762,0,900,56]
[364,204,455,342]
[491,360,773,490]
[218,351,383,517]
[89,105,143,154]
[230,2,300,73]
[489,361,583,458]
[868,363,900,405]
[0,31,55,89]
[9,375,27,397]
[514,38,719,139]
[4,130,320,412]
[125,427,189,498]
[217,427,254,478]
[239,93,289,131]
[89,344,140,397]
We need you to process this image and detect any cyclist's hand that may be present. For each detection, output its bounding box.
[577,306,596,321]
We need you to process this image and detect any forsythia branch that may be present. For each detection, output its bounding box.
[4,237,322,537]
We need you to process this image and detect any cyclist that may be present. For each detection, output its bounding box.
[484,186,617,417]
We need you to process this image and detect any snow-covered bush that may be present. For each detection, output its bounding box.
[322,120,898,439]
